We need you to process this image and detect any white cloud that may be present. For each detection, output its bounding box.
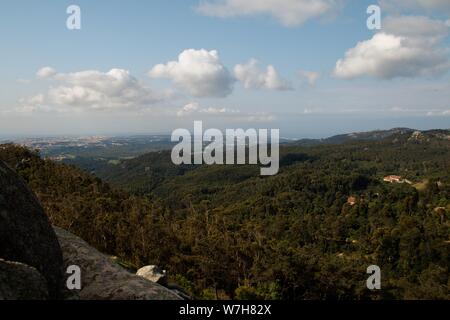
[177,102,200,116]
[28,94,45,105]
[383,15,449,40]
[298,70,320,85]
[148,49,235,98]
[177,102,238,117]
[36,67,57,79]
[334,15,450,79]
[234,59,292,90]
[426,109,450,116]
[20,68,167,113]
[239,112,275,122]
[196,0,340,27]
[176,102,274,122]
[17,94,53,113]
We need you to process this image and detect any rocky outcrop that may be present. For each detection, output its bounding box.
[136,265,168,286]
[54,227,182,300]
[0,160,64,299]
[0,159,182,300]
[0,258,49,300]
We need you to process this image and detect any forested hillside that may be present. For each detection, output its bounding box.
[1,129,449,299]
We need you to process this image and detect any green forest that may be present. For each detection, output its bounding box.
[1,129,449,300]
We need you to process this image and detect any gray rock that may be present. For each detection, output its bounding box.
[0,160,64,299]
[136,265,168,286]
[0,258,49,300]
[54,226,182,300]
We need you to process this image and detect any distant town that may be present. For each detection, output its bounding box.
[0,135,173,161]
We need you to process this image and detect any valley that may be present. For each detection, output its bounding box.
[1,128,449,299]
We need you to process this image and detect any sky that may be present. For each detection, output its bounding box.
[0,0,449,138]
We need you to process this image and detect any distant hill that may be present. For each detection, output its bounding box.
[289,128,416,146]
[1,128,449,300]
[91,128,450,195]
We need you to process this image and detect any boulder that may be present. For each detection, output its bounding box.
[0,161,64,299]
[136,265,168,286]
[0,258,49,300]
[54,226,182,300]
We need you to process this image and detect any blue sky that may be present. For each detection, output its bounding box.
[0,0,449,138]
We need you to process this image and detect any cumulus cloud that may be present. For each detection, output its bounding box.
[234,59,292,90]
[21,68,167,112]
[334,15,450,79]
[148,49,235,98]
[36,67,57,79]
[196,0,340,27]
[298,70,320,85]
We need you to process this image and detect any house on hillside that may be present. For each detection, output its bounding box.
[383,175,412,184]
[347,196,357,206]
[383,175,402,183]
